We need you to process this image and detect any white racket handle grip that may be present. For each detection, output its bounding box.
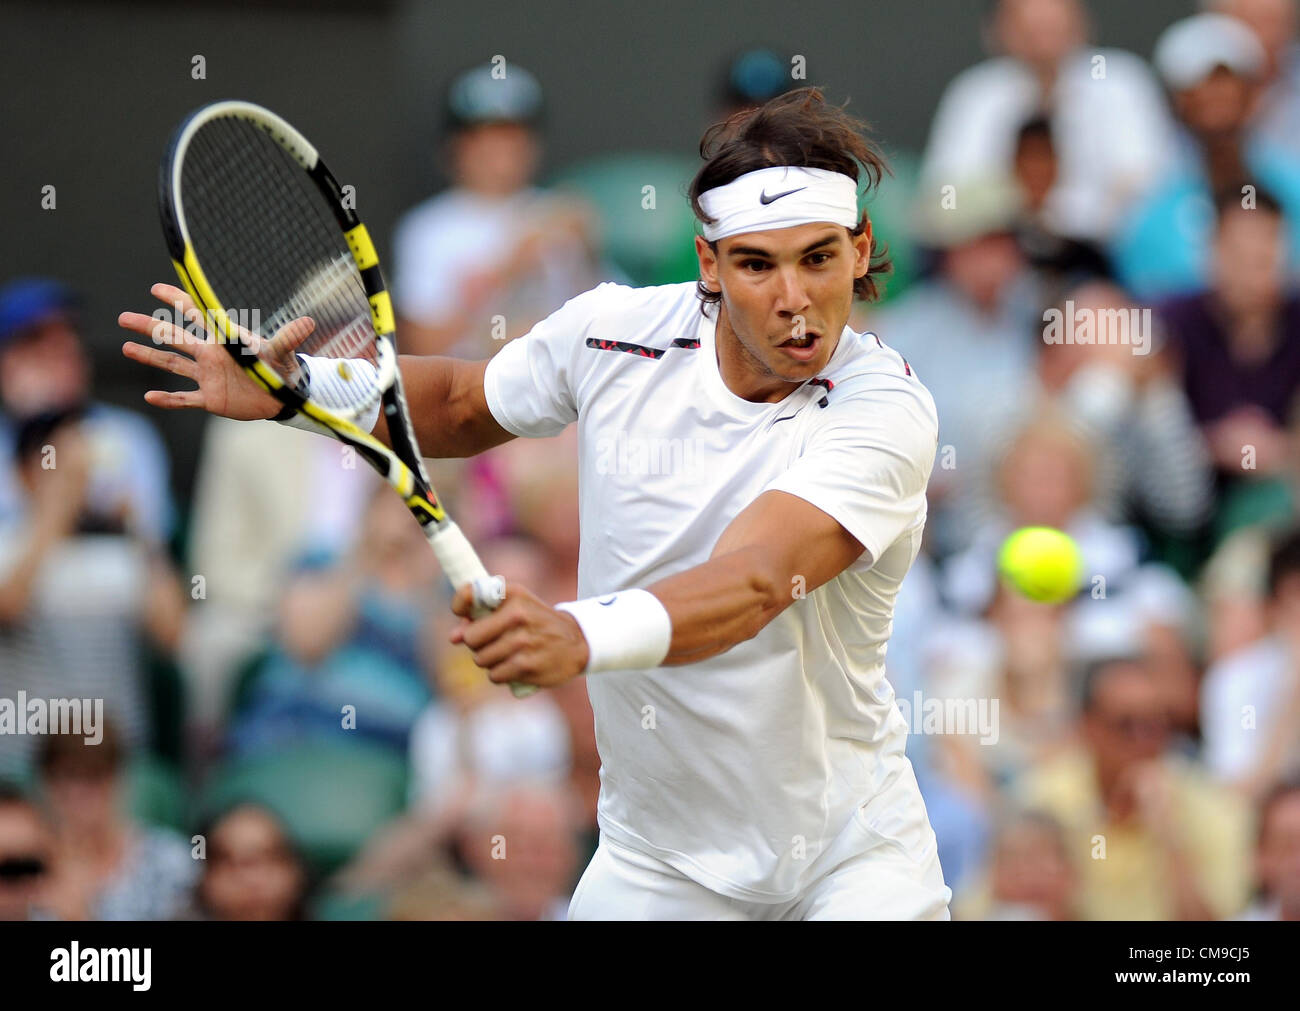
[426,521,537,698]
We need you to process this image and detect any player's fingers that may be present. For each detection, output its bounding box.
[449,584,475,619]
[122,309,214,352]
[143,388,206,411]
[448,617,471,645]
[151,282,202,320]
[268,316,316,356]
[469,627,534,671]
[459,602,523,651]
[121,341,200,380]
[117,311,197,350]
[485,653,540,686]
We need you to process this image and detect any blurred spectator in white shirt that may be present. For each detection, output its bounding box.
[919,0,1175,244]
[392,63,604,358]
[1202,527,1300,799]
[0,412,185,781]
[407,536,571,820]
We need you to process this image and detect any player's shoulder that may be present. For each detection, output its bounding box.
[820,329,938,428]
[554,280,703,346]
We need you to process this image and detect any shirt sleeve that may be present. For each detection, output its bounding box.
[764,373,938,566]
[482,284,610,438]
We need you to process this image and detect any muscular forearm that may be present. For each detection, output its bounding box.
[371,355,513,459]
[649,546,790,665]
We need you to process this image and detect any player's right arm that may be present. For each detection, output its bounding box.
[118,282,514,459]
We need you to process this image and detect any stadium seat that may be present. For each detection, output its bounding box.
[196,738,409,876]
[125,754,188,833]
[551,153,702,287]
[859,148,921,306]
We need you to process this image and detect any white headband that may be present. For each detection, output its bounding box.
[698,166,860,241]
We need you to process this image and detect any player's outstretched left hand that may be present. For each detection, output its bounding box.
[450,582,589,691]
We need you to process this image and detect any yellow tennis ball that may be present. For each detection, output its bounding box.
[997,526,1084,604]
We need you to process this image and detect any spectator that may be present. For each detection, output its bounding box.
[226,485,441,757]
[190,803,309,921]
[942,408,1144,614]
[37,722,197,920]
[392,63,603,357]
[408,536,571,819]
[0,783,54,921]
[1010,116,1113,285]
[1201,526,1300,798]
[926,582,1076,804]
[182,418,379,742]
[870,175,1041,556]
[1017,656,1252,919]
[0,411,185,780]
[955,809,1078,920]
[920,0,1174,243]
[1212,0,1300,156]
[1113,15,1300,300]
[451,783,583,921]
[1157,188,1300,485]
[385,862,499,920]
[0,277,174,540]
[1032,280,1215,538]
[716,48,797,120]
[1240,777,1300,919]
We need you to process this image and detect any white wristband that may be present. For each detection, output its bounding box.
[555,589,672,674]
[274,354,382,434]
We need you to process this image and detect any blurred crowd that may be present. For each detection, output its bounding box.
[3,0,1300,921]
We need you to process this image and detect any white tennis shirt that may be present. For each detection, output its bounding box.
[483,281,940,900]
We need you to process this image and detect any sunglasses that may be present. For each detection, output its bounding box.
[0,856,47,881]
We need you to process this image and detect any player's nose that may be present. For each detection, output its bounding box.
[772,265,810,313]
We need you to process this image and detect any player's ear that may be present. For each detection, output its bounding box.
[696,235,721,293]
[852,219,872,279]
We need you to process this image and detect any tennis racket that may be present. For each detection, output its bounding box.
[158,99,535,697]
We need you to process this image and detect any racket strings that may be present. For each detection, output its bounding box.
[179,116,381,414]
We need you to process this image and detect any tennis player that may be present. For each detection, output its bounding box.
[120,88,949,920]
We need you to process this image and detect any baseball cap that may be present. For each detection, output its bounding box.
[1153,13,1266,91]
[912,176,1024,248]
[445,63,543,131]
[0,278,79,349]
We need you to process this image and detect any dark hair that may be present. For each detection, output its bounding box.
[193,799,312,921]
[1015,114,1055,151]
[1078,655,1148,713]
[1214,182,1284,222]
[688,87,892,306]
[1266,526,1300,600]
[12,406,84,461]
[36,718,124,779]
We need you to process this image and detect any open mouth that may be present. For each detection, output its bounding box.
[778,332,821,360]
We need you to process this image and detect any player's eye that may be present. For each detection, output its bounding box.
[740,259,770,273]
[806,252,832,266]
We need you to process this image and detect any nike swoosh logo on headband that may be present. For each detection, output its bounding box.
[759,186,807,205]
